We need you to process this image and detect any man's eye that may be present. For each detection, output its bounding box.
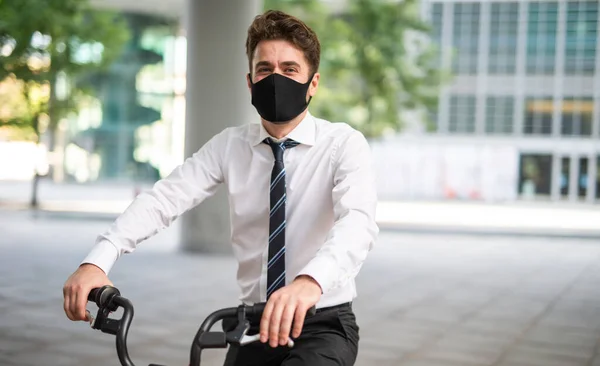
[286,68,297,73]
[257,68,270,73]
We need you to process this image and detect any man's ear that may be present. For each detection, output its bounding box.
[308,72,320,97]
[246,73,252,92]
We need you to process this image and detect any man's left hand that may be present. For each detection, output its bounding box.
[259,275,322,347]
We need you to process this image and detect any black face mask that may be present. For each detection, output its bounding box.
[250,73,313,124]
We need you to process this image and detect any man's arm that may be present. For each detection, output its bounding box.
[82,132,226,274]
[297,128,379,293]
[259,128,379,347]
[63,131,226,321]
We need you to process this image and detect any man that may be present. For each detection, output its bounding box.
[63,9,378,366]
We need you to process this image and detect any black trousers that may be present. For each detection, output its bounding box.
[222,303,359,366]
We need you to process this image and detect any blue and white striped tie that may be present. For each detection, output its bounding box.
[264,138,299,298]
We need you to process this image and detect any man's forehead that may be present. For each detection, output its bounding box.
[252,40,306,65]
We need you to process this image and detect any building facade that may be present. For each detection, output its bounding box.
[49,0,599,205]
[418,0,599,203]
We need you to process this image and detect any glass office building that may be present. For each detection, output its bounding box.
[422,0,599,202]
[62,11,185,183]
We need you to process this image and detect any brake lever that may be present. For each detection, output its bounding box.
[85,310,96,328]
[224,305,295,348]
[239,333,295,347]
[86,305,120,335]
[226,303,315,348]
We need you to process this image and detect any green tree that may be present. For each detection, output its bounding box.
[264,0,448,138]
[0,0,130,206]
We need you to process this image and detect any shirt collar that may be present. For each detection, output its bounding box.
[253,111,316,147]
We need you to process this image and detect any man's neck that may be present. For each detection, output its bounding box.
[261,110,308,139]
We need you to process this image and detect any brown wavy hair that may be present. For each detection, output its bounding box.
[246,10,321,76]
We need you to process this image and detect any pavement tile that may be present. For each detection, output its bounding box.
[497,345,590,366]
[522,324,599,351]
[591,355,600,366]
[399,360,481,366]
[460,316,530,339]
[6,349,82,366]
[416,331,511,365]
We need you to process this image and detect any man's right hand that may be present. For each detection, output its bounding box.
[63,264,113,321]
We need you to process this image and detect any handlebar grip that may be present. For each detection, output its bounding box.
[88,285,121,308]
[248,303,265,317]
[88,288,100,302]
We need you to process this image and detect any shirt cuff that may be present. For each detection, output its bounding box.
[80,239,119,275]
[296,256,336,295]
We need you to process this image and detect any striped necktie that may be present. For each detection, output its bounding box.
[264,138,300,298]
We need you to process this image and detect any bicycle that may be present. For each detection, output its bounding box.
[85,285,316,366]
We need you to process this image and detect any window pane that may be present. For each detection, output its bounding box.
[579,157,589,198]
[596,156,600,199]
[449,95,476,133]
[565,1,598,74]
[526,2,559,75]
[453,3,480,75]
[489,2,519,74]
[519,154,553,196]
[486,96,515,134]
[561,97,594,136]
[431,3,444,68]
[524,97,553,135]
[560,157,570,196]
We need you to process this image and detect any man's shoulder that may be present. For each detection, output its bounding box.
[191,124,258,158]
[313,116,365,143]
[205,123,259,146]
[217,123,258,139]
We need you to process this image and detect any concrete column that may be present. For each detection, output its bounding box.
[420,0,431,22]
[437,2,454,134]
[513,1,528,136]
[587,153,597,203]
[593,6,600,140]
[475,2,490,135]
[552,0,566,137]
[569,154,579,202]
[181,0,261,253]
[591,6,600,203]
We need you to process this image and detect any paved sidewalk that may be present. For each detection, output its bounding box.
[2,208,600,366]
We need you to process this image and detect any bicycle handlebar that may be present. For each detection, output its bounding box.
[86,286,316,366]
[86,286,135,366]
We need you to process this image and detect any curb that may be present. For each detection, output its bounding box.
[378,222,600,240]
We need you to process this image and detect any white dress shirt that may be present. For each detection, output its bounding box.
[82,111,379,309]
